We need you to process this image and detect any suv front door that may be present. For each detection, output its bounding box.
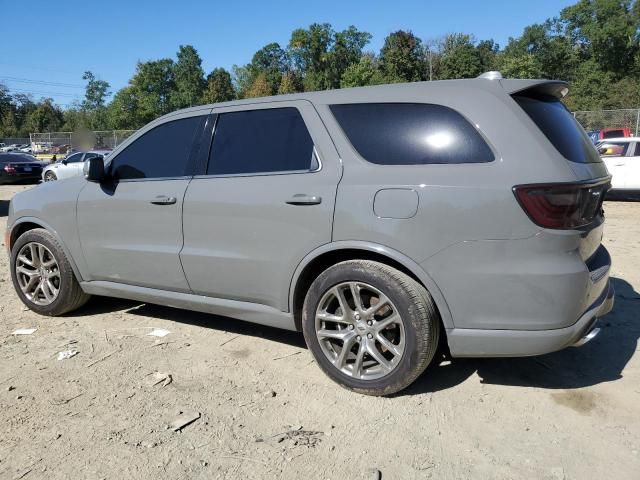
[180,101,341,311]
[77,111,209,292]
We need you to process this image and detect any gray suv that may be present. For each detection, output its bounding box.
[5,74,614,395]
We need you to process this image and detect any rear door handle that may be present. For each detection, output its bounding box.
[150,195,177,205]
[286,194,322,206]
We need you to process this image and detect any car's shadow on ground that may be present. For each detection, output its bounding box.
[73,277,639,396]
[74,296,306,349]
[402,276,640,396]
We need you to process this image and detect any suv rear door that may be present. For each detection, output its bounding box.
[180,100,341,311]
[77,111,209,292]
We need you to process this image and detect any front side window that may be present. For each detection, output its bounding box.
[207,107,315,175]
[110,116,205,180]
[330,103,494,165]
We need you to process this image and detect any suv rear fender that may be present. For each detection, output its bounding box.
[288,240,454,331]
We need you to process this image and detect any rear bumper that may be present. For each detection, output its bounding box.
[447,279,615,357]
[0,173,42,184]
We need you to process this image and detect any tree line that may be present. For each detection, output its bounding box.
[1,0,638,137]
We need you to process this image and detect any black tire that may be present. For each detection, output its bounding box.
[302,260,440,396]
[44,171,57,182]
[10,228,90,316]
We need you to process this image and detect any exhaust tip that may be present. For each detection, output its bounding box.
[572,327,601,348]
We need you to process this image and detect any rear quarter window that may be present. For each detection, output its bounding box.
[329,103,494,165]
[513,93,601,164]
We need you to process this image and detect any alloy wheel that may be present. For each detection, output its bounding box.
[314,281,405,380]
[15,242,61,305]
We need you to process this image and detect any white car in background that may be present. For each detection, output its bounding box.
[0,143,23,152]
[42,150,111,181]
[597,137,640,192]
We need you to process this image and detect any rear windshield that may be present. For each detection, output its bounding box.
[513,93,601,164]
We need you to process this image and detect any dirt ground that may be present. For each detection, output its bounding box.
[0,183,638,480]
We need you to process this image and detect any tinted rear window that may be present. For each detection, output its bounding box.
[329,103,494,165]
[207,108,315,175]
[513,93,601,164]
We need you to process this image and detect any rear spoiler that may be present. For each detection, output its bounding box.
[499,79,569,99]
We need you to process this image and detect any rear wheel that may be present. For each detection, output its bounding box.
[44,171,57,182]
[10,228,90,316]
[302,260,440,396]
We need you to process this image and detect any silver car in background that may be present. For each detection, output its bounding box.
[6,74,614,395]
[42,150,111,182]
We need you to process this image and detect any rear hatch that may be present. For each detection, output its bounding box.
[503,80,610,304]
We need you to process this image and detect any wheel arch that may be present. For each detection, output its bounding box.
[9,217,84,282]
[289,241,453,332]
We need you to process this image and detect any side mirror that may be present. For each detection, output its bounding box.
[62,159,67,165]
[84,156,106,182]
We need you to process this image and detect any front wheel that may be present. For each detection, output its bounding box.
[44,171,57,182]
[302,260,440,396]
[10,228,90,316]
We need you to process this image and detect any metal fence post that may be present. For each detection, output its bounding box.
[636,110,640,137]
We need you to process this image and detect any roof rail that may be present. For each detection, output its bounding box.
[477,71,503,80]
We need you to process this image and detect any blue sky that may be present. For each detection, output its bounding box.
[2,0,575,107]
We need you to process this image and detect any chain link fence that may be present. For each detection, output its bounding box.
[573,109,640,141]
[29,130,136,158]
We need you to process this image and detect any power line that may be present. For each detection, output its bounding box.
[8,88,82,98]
[0,61,80,76]
[0,75,84,89]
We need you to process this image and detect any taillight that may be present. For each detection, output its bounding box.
[513,181,609,229]
[4,164,16,173]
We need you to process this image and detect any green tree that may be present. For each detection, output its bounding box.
[62,107,91,132]
[203,68,235,103]
[326,26,372,88]
[130,59,176,123]
[497,53,541,78]
[245,73,272,98]
[24,98,64,133]
[277,71,302,94]
[249,43,289,94]
[559,0,640,75]
[0,83,12,118]
[288,23,334,90]
[80,71,111,130]
[0,109,18,137]
[82,71,111,111]
[379,30,425,82]
[439,34,484,79]
[340,53,385,87]
[231,64,252,98]
[107,86,140,129]
[501,23,577,81]
[171,45,206,108]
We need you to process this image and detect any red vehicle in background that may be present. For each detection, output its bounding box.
[600,127,632,139]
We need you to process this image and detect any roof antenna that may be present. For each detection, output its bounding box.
[477,71,503,80]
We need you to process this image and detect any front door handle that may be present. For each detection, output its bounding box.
[286,194,322,206]
[150,195,177,205]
